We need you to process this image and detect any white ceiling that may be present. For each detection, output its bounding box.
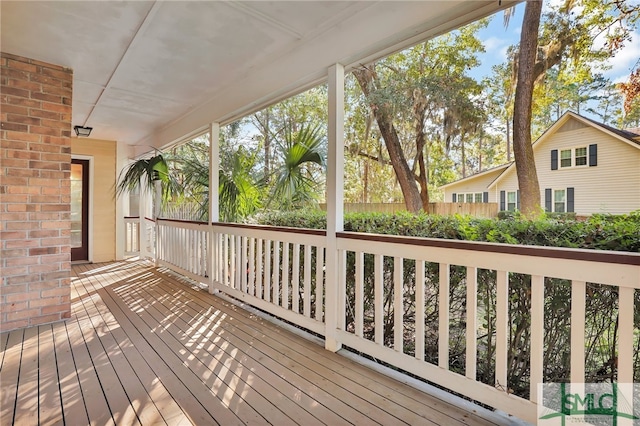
[1,1,513,154]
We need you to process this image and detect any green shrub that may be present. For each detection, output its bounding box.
[254,209,640,252]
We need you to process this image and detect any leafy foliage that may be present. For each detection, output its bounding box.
[256,210,640,252]
[116,153,169,196]
[269,123,326,210]
[218,146,262,222]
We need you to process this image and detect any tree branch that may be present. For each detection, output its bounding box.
[355,150,393,167]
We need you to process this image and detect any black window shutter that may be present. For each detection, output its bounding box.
[452,193,457,202]
[483,192,488,203]
[567,187,575,212]
[545,188,552,212]
[500,190,505,211]
[551,149,558,170]
[516,190,521,211]
[589,144,597,166]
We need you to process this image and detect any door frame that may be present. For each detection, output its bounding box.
[71,155,93,262]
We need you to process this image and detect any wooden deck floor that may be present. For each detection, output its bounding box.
[1,259,509,425]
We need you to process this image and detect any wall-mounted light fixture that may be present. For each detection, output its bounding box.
[73,125,93,137]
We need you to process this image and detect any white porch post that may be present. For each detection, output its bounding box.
[208,122,220,294]
[139,182,148,260]
[325,63,345,352]
[209,123,220,224]
[153,180,162,219]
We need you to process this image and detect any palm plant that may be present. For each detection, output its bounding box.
[161,141,262,222]
[116,153,169,196]
[116,153,176,218]
[219,147,262,222]
[269,123,326,210]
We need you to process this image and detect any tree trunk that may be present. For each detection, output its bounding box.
[416,136,429,209]
[414,102,429,209]
[478,128,483,172]
[363,159,369,203]
[513,0,543,219]
[353,67,423,213]
[461,134,466,178]
[506,118,512,162]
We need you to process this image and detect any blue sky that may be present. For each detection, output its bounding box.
[473,5,523,79]
[472,3,640,86]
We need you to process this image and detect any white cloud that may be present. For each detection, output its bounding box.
[543,0,566,13]
[593,31,640,83]
[599,30,640,81]
[483,36,510,59]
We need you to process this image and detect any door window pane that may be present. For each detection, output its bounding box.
[71,163,83,248]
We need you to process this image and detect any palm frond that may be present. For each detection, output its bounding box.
[269,123,326,210]
[116,153,169,197]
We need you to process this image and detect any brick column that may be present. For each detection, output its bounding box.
[1,52,73,332]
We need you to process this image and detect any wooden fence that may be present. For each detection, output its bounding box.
[319,202,498,218]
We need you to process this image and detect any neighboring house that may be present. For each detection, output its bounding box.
[440,111,640,215]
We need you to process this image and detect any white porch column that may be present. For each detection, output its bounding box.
[209,122,220,224]
[208,122,220,293]
[325,63,345,352]
[139,182,149,260]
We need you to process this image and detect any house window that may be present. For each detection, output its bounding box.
[560,149,572,168]
[575,147,587,166]
[457,192,485,203]
[554,189,566,212]
[559,147,588,168]
[507,191,517,211]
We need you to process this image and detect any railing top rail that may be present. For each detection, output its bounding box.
[124,216,140,220]
[215,222,327,237]
[157,217,205,225]
[337,231,640,266]
[144,216,156,223]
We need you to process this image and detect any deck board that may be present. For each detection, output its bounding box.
[152,272,484,426]
[145,276,417,425]
[0,328,23,423]
[140,281,355,425]
[126,285,324,426]
[73,266,173,425]
[14,326,39,425]
[0,259,510,425]
[52,321,90,425]
[37,324,63,425]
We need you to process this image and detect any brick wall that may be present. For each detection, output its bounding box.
[1,52,73,332]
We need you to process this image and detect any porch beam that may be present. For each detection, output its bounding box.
[325,63,345,352]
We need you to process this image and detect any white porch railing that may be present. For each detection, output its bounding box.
[125,216,157,259]
[124,217,140,256]
[156,218,209,282]
[148,218,639,424]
